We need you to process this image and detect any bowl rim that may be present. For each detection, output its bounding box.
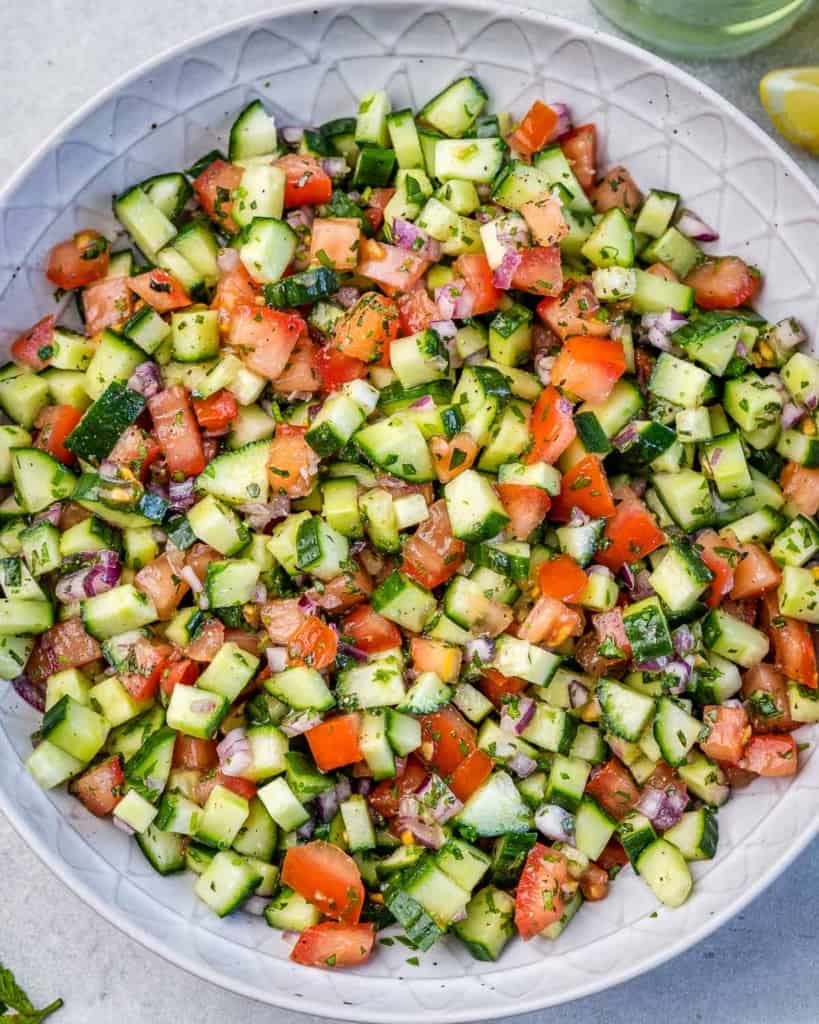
[2,1,819,1019]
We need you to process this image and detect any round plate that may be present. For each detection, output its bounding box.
[1,2,818,1020]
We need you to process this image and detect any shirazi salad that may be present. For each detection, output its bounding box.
[2,74,819,973]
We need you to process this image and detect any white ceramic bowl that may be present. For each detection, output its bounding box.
[1,3,818,1020]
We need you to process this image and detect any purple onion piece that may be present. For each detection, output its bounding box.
[321,157,349,179]
[770,317,806,351]
[463,636,495,665]
[551,102,572,137]
[672,625,695,655]
[338,641,369,663]
[281,126,303,145]
[33,502,62,526]
[410,395,436,411]
[613,424,639,452]
[507,752,538,778]
[296,817,316,840]
[239,497,291,531]
[127,361,162,398]
[265,646,288,673]
[168,477,195,512]
[568,506,591,528]
[335,775,352,803]
[534,803,575,843]
[12,675,45,713]
[534,351,555,385]
[499,695,536,736]
[217,728,252,777]
[253,581,268,604]
[243,895,270,917]
[676,208,719,243]
[620,563,636,590]
[391,218,442,261]
[781,401,806,429]
[355,777,373,797]
[395,817,445,849]
[316,787,340,823]
[413,774,463,823]
[637,783,689,831]
[280,709,323,738]
[297,593,318,615]
[637,655,672,672]
[492,248,522,290]
[180,565,203,594]
[568,680,589,709]
[435,279,475,320]
[429,319,457,341]
[336,286,360,309]
[286,206,314,232]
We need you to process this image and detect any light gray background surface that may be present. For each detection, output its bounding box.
[1,1,818,1021]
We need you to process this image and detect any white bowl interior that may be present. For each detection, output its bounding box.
[1,3,818,1021]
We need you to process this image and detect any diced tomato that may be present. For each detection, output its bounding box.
[586,758,640,819]
[510,246,563,297]
[592,608,631,658]
[742,663,796,734]
[781,462,819,517]
[223,628,261,658]
[290,922,376,968]
[173,735,218,771]
[518,595,584,646]
[309,564,373,613]
[580,862,609,901]
[185,542,221,584]
[560,124,597,191]
[550,455,615,521]
[261,598,306,643]
[357,239,428,296]
[730,543,781,599]
[229,304,305,381]
[430,432,479,483]
[369,757,428,818]
[409,637,462,683]
[281,841,364,923]
[526,385,576,465]
[363,188,395,232]
[26,617,102,683]
[268,424,320,498]
[537,280,608,341]
[401,499,464,589]
[185,618,225,663]
[306,714,362,772]
[479,667,529,707]
[646,262,679,282]
[309,217,361,272]
[538,554,588,603]
[420,706,477,776]
[148,386,206,477]
[34,404,82,465]
[684,256,761,310]
[689,529,736,608]
[594,500,666,571]
[508,100,560,156]
[276,154,333,209]
[46,230,110,289]
[160,656,199,696]
[722,598,759,626]
[520,195,569,247]
[449,749,493,802]
[119,638,172,701]
[342,604,402,654]
[597,839,629,873]
[397,285,441,334]
[216,773,258,800]
[496,483,551,541]
[551,336,625,404]
[212,263,260,330]
[127,268,190,313]
[761,592,818,689]
[740,734,798,776]
[591,166,642,216]
[70,756,124,816]
[288,615,338,670]
[700,705,751,765]
[453,252,501,315]
[108,425,161,480]
[11,314,56,370]
[192,158,244,232]
[82,276,133,336]
[316,345,367,389]
[515,844,569,940]
[192,389,238,433]
[273,334,322,394]
[334,291,400,363]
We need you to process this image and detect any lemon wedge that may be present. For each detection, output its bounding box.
[760,67,819,155]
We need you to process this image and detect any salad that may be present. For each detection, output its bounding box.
[2,75,819,972]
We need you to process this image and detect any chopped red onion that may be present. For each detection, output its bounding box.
[355,777,373,796]
[127,361,162,398]
[99,459,121,483]
[168,477,195,512]
[243,895,270,917]
[253,581,268,604]
[55,550,121,602]
[630,569,656,600]
[588,564,613,579]
[557,396,573,417]
[613,423,639,452]
[672,625,695,655]
[296,817,316,840]
[640,310,688,352]
[435,279,475,320]
[507,752,538,778]
[496,216,530,250]
[316,787,339,822]
[338,641,369,663]
[781,401,806,429]
[637,655,672,672]
[620,563,636,590]
[464,636,495,664]
[392,218,442,261]
[286,206,314,232]
[265,646,288,673]
[414,775,463,823]
[492,248,523,290]
[451,907,468,924]
[735,340,749,359]
[430,319,457,341]
[410,395,436,412]
[12,675,45,712]
[239,497,291,531]
[217,247,241,273]
[217,728,252,777]
[395,817,445,849]
[637,783,689,830]
[191,697,218,714]
[534,351,556,385]
[568,506,591,528]
[281,709,323,737]
[335,776,352,802]
[568,680,589,709]
[336,286,360,309]
[551,102,572,137]
[676,208,719,243]
[33,502,62,526]
[663,657,694,693]
[281,126,303,145]
[476,183,492,202]
[770,317,806,351]
[179,566,202,594]
[297,593,318,615]
[321,157,349,179]
[500,695,536,736]
[636,786,663,820]
[535,803,575,843]
[198,593,210,610]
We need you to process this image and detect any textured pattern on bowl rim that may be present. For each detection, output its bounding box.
[1,2,819,1020]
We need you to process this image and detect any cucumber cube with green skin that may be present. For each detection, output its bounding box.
[197,642,260,703]
[154,790,203,836]
[455,771,534,837]
[702,608,770,665]
[11,448,77,513]
[0,635,34,681]
[114,789,158,834]
[491,635,561,686]
[239,217,297,285]
[489,831,538,887]
[81,584,158,641]
[723,372,783,432]
[0,425,32,483]
[188,495,249,556]
[136,823,186,876]
[436,838,491,893]
[574,799,616,860]
[653,696,702,767]
[336,648,406,710]
[265,886,322,932]
[41,695,109,763]
[770,514,819,566]
[25,740,84,790]
[264,666,335,711]
[521,703,576,754]
[444,469,510,542]
[702,432,753,500]
[354,416,436,483]
[123,727,177,802]
[545,754,591,813]
[781,351,819,408]
[649,353,711,409]
[648,539,713,614]
[194,850,263,917]
[20,521,61,577]
[597,678,655,742]
[622,596,673,663]
[417,76,488,138]
[678,752,730,806]
[663,808,718,861]
[617,811,657,864]
[166,684,229,739]
[205,559,260,609]
[398,671,453,714]
[197,785,250,850]
[358,709,395,780]
[195,440,272,507]
[636,838,693,908]
[89,677,152,728]
[371,571,437,633]
[258,776,310,831]
[777,564,819,623]
[581,208,635,268]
